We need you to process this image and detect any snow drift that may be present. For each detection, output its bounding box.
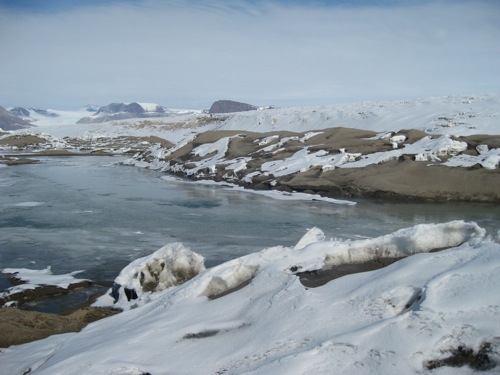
[1,220,499,374]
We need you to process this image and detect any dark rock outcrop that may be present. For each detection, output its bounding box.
[209,100,258,114]
[0,106,33,131]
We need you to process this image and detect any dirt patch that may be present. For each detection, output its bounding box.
[425,342,497,371]
[279,158,500,202]
[0,306,120,347]
[0,134,48,148]
[305,127,394,155]
[457,134,500,150]
[294,258,402,288]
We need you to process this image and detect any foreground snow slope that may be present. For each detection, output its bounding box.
[1,221,499,374]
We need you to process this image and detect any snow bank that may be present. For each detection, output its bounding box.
[103,220,484,310]
[318,221,485,266]
[1,221,498,375]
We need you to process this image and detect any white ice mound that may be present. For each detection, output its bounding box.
[112,243,205,303]
[202,261,259,299]
[320,220,486,266]
[294,227,326,250]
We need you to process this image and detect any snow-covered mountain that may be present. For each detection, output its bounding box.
[0,106,33,131]
[77,102,167,124]
[8,107,59,119]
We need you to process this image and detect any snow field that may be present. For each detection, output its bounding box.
[1,221,498,374]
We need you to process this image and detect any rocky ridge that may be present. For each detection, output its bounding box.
[130,127,500,202]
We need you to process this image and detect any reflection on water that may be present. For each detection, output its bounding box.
[1,156,499,289]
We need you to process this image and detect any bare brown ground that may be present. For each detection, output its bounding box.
[279,158,500,202]
[0,307,120,347]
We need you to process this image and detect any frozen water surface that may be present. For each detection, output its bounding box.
[1,156,498,286]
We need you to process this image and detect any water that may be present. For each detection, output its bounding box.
[1,156,499,311]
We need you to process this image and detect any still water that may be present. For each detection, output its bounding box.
[1,156,499,293]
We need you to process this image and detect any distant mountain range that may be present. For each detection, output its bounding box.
[0,106,33,131]
[9,107,59,119]
[77,102,168,124]
[2,100,263,128]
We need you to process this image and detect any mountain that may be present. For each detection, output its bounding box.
[9,107,30,117]
[30,108,59,118]
[0,106,33,131]
[77,102,167,124]
[208,100,258,114]
[83,104,100,112]
[9,107,59,119]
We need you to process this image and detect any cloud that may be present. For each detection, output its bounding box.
[0,0,499,109]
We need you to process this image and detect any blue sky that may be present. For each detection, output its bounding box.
[0,0,430,12]
[0,0,499,109]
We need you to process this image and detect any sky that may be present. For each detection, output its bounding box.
[0,0,499,110]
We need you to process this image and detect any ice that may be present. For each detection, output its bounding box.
[293,227,326,250]
[110,242,205,304]
[11,201,45,208]
[0,267,88,299]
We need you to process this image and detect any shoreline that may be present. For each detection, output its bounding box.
[0,128,500,203]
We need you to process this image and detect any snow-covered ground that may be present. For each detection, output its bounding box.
[5,93,499,141]
[1,221,499,374]
[1,94,499,373]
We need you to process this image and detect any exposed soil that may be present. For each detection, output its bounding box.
[295,257,402,288]
[425,342,497,371]
[0,306,120,347]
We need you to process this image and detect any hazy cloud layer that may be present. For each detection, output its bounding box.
[0,0,499,109]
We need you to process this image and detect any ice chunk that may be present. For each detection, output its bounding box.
[294,227,326,250]
[320,221,485,266]
[112,243,205,303]
[201,262,259,299]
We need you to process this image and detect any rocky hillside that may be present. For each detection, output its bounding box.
[131,127,500,202]
[0,106,33,131]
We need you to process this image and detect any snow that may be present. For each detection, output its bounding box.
[137,102,162,112]
[1,221,499,374]
[444,145,500,169]
[10,201,45,208]
[342,135,469,168]
[0,267,88,299]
